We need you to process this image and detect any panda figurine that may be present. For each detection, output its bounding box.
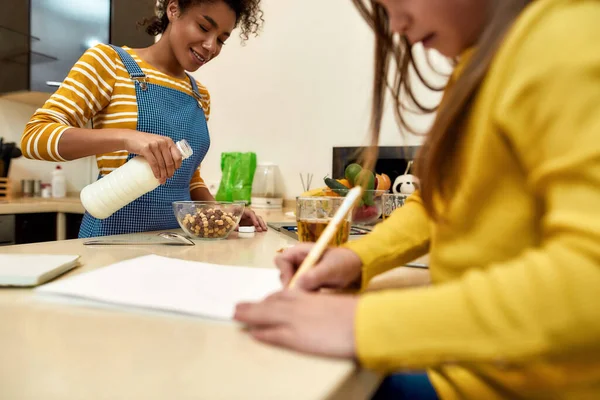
[393,174,420,195]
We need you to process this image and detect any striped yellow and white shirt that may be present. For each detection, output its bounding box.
[22,44,210,192]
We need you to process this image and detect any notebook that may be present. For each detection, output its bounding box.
[36,255,282,320]
[0,254,80,287]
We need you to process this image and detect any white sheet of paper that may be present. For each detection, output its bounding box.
[36,255,282,320]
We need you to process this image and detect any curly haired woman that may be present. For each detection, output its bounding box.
[22,0,267,237]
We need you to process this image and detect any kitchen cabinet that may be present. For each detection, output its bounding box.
[0,1,30,94]
[111,0,156,48]
[15,213,57,244]
[29,0,111,92]
[0,0,155,95]
[66,213,84,240]
[0,215,15,246]
[8,212,83,244]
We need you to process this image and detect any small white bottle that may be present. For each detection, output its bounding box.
[80,140,193,220]
[42,184,52,198]
[52,165,67,198]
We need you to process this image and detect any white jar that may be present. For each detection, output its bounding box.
[80,140,193,220]
[52,165,67,198]
[41,184,52,198]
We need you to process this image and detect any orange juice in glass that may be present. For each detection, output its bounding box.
[296,197,351,246]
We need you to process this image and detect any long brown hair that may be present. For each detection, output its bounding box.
[353,0,532,219]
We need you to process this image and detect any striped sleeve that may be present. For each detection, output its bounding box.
[21,44,117,161]
[190,166,207,192]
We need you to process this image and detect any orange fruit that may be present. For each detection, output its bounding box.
[376,173,392,191]
[337,179,352,188]
[323,189,342,197]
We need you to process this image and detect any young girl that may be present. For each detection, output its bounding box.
[235,0,600,398]
[21,0,267,237]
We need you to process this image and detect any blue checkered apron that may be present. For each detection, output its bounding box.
[79,45,210,238]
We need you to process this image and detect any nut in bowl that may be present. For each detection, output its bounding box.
[173,201,245,240]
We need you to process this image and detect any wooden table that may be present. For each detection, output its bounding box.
[0,210,384,400]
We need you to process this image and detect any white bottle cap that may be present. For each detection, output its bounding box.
[176,140,194,160]
[238,226,256,233]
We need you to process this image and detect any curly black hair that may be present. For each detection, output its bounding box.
[142,0,263,41]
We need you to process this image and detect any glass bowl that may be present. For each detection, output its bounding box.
[173,201,245,240]
[382,193,409,219]
[351,190,387,225]
[321,189,387,225]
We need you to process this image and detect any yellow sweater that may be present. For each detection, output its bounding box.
[346,0,600,398]
[22,44,210,192]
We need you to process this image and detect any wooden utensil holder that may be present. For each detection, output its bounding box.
[0,178,12,200]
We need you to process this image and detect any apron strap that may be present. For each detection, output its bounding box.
[185,72,203,102]
[108,45,201,101]
[109,45,148,90]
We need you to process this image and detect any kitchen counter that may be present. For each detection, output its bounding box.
[0,209,371,400]
[0,198,294,241]
[0,208,430,399]
[0,195,85,214]
[0,196,85,241]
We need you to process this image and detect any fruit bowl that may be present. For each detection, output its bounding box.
[301,164,392,226]
[173,201,245,240]
[308,188,387,225]
[351,190,386,225]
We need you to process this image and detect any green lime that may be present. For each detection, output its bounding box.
[355,170,375,206]
[344,163,363,186]
[355,169,375,189]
